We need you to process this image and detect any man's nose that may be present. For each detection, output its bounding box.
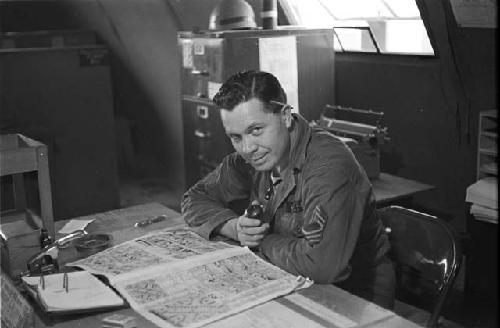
[241,136,257,154]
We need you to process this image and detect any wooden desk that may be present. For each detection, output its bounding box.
[372,173,434,208]
[25,203,422,328]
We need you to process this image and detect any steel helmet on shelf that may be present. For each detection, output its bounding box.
[208,0,257,31]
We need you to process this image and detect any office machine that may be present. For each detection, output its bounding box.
[314,105,389,179]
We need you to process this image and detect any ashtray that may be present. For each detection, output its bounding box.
[74,233,113,256]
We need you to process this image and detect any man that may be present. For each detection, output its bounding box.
[181,70,395,308]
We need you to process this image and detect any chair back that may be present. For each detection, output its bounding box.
[379,206,462,328]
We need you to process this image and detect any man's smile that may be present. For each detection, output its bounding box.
[252,153,268,164]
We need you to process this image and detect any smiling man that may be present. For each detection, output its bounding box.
[181,70,395,309]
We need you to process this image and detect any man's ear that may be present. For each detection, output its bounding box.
[282,105,292,128]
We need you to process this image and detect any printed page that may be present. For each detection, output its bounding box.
[112,247,310,328]
[67,227,237,277]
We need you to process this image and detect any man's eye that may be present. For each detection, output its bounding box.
[230,135,241,143]
[251,127,263,136]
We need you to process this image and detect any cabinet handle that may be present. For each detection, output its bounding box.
[194,129,211,139]
[190,69,209,76]
[196,105,209,119]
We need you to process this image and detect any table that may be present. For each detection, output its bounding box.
[23,203,422,328]
[372,173,435,208]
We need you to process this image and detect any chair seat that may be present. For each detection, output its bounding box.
[394,300,465,328]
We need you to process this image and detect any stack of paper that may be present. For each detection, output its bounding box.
[466,177,498,224]
[21,271,124,314]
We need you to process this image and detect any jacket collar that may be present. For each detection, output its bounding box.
[274,112,312,186]
[287,113,311,173]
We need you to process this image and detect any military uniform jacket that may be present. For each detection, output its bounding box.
[182,114,391,284]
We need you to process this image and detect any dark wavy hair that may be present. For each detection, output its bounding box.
[213,70,287,113]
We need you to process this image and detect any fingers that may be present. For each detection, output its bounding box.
[236,221,270,247]
[238,217,263,227]
[242,225,267,235]
[237,220,269,235]
[241,240,260,247]
[240,225,269,240]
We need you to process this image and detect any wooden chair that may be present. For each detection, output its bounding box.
[379,206,462,328]
[0,134,54,237]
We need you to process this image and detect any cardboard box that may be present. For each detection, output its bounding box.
[0,211,41,278]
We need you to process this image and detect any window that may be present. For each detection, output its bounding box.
[280,0,434,55]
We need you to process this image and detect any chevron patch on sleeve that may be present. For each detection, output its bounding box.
[301,205,327,245]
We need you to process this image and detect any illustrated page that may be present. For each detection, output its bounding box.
[112,247,308,328]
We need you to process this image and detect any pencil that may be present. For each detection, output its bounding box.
[63,272,68,293]
[39,273,45,290]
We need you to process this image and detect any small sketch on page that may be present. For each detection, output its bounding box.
[71,243,164,275]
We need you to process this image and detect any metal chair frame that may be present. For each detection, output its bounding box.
[379,206,462,328]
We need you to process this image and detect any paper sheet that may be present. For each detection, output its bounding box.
[181,39,193,68]
[58,219,94,234]
[259,36,299,113]
[21,271,123,313]
[208,81,222,99]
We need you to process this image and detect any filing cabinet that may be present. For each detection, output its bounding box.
[182,96,233,188]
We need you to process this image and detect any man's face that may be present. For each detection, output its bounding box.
[220,98,291,172]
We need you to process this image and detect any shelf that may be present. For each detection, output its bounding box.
[479,148,498,155]
[477,109,498,180]
[479,165,498,175]
[480,131,497,138]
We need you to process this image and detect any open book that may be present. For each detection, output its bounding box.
[67,227,312,328]
[21,271,124,314]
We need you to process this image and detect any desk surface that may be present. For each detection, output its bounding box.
[372,173,434,206]
[27,203,422,328]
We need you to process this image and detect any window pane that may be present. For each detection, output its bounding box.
[335,28,378,52]
[333,20,369,27]
[385,20,434,54]
[322,0,393,19]
[285,0,335,26]
[383,0,421,18]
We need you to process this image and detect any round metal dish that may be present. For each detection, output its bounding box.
[74,233,113,256]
